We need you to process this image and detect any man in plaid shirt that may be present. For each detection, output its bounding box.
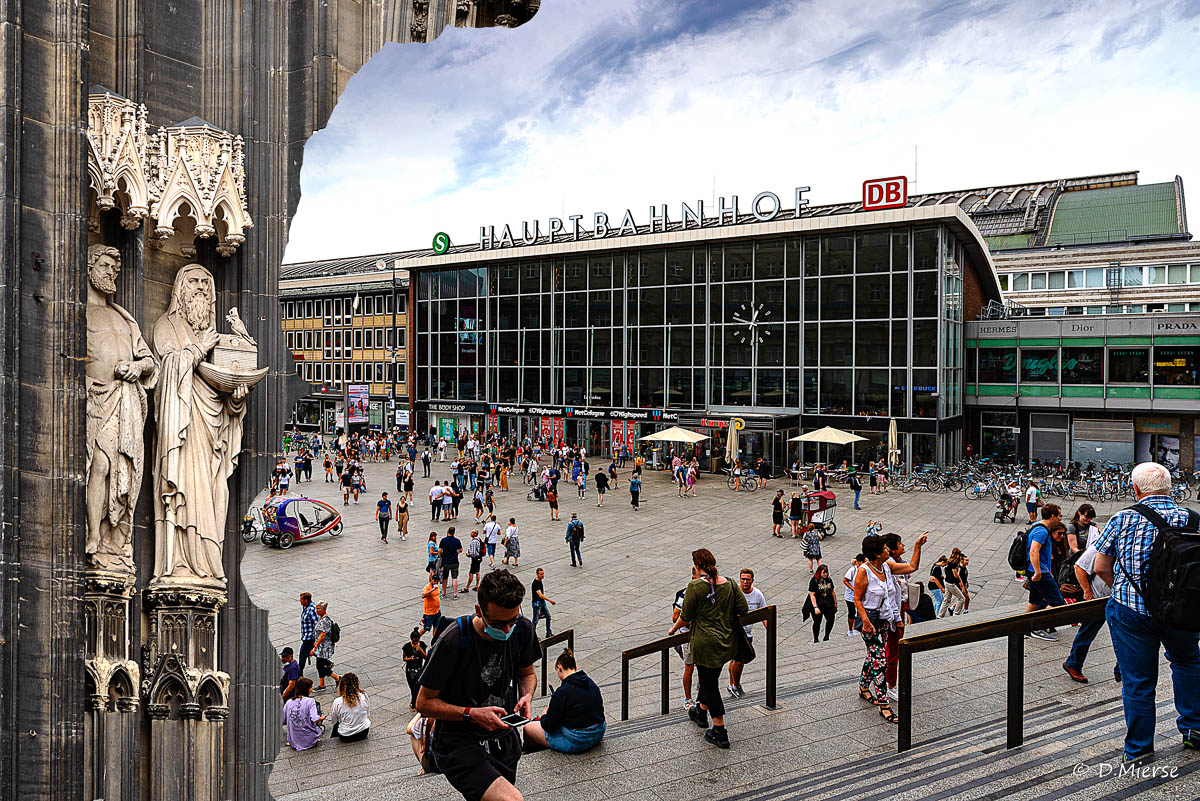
[1095,462,1200,761]
[298,592,319,675]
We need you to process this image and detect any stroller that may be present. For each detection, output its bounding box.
[994,491,1017,523]
[527,484,547,502]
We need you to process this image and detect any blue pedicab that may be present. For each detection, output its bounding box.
[250,496,343,549]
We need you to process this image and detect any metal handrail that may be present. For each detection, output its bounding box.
[896,597,1108,751]
[537,629,575,697]
[619,605,778,721]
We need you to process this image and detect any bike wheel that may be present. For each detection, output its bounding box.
[1179,486,1193,502]
[241,524,259,543]
[329,522,343,537]
[727,476,737,490]
[824,521,836,537]
[745,480,758,493]
[964,487,982,500]
[279,532,295,549]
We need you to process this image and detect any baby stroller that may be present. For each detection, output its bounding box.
[527,484,547,502]
[994,491,1017,523]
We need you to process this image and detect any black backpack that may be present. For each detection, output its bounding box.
[329,620,341,644]
[1055,548,1086,588]
[1126,503,1200,631]
[1007,525,1036,572]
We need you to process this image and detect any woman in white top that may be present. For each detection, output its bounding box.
[327,672,370,743]
[502,518,521,567]
[853,535,903,724]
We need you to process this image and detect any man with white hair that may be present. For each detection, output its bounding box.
[1095,462,1200,761]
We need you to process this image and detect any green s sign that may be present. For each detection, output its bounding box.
[432,232,451,255]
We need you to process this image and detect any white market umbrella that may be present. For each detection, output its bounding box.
[725,423,739,465]
[887,418,900,467]
[639,426,709,444]
[788,426,867,445]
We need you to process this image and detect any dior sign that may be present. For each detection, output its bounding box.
[478,186,812,250]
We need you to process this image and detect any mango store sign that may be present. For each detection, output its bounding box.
[478,187,812,250]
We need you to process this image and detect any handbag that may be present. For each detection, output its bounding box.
[730,580,757,664]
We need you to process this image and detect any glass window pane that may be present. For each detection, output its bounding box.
[1067,270,1084,289]
[1109,348,1149,383]
[913,228,938,271]
[758,324,783,367]
[1123,266,1143,287]
[855,369,889,415]
[998,274,1009,291]
[666,287,691,325]
[1085,268,1105,288]
[440,269,458,299]
[912,369,938,417]
[757,369,783,407]
[786,238,802,279]
[638,327,665,365]
[892,273,908,317]
[856,231,890,273]
[822,369,852,415]
[724,244,752,282]
[821,235,853,275]
[978,348,1016,383]
[891,370,907,417]
[1031,272,1047,290]
[1168,264,1187,284]
[820,323,852,366]
[1013,273,1029,291]
[892,321,907,366]
[666,249,691,285]
[912,319,937,366]
[755,240,785,280]
[803,369,819,413]
[588,256,612,290]
[856,274,890,318]
[1061,347,1103,384]
[668,369,691,407]
[1191,264,1200,283]
[641,288,665,326]
[855,322,888,367]
[913,272,938,317]
[640,250,666,286]
[786,280,801,323]
[1154,347,1199,385]
[804,323,819,366]
[1020,348,1057,382]
[724,368,751,407]
[821,277,853,320]
[891,230,909,272]
[804,280,820,320]
[1048,271,1065,290]
[804,238,819,277]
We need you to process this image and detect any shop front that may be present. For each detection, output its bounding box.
[417,401,489,442]
[484,403,680,457]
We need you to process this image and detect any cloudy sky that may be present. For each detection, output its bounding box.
[284,0,1200,262]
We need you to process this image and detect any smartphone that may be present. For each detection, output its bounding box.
[499,713,530,727]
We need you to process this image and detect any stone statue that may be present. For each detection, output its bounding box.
[150,264,251,586]
[225,306,256,346]
[85,244,159,573]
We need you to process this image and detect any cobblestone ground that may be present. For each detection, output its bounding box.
[240,460,1200,801]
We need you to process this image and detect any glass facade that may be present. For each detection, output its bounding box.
[416,224,975,464]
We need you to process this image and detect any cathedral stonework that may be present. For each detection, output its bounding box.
[0,2,537,801]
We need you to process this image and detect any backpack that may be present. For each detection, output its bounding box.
[1055,548,1085,588]
[1006,524,1040,572]
[1126,503,1200,630]
[566,519,584,541]
[329,621,341,644]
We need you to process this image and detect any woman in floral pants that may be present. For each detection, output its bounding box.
[852,535,902,724]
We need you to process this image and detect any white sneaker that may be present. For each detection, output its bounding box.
[848,630,860,637]
[726,685,739,698]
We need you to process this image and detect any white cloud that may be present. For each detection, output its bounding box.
[284,0,1200,262]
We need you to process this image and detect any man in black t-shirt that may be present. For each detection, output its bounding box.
[417,570,540,801]
[439,527,463,598]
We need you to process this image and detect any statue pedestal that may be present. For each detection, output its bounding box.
[83,571,140,801]
[142,583,230,801]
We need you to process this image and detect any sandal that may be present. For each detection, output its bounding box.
[879,705,900,724]
[858,688,885,706]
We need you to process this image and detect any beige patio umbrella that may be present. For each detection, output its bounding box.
[725,422,739,465]
[788,426,867,445]
[887,418,900,467]
[639,426,709,444]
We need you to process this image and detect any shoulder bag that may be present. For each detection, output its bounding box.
[729,580,756,664]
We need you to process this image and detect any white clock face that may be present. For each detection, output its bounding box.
[731,302,771,344]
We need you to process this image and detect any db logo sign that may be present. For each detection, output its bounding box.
[862,176,908,211]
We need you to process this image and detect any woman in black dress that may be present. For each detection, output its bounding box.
[402,628,427,710]
[805,565,838,642]
[770,490,785,537]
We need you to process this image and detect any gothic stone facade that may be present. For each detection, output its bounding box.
[0,2,537,800]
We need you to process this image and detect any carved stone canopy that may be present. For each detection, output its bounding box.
[86,89,252,257]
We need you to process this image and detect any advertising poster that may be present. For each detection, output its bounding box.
[540,416,552,440]
[552,417,564,442]
[626,422,640,453]
[611,421,626,454]
[1134,432,1181,472]
[347,384,370,424]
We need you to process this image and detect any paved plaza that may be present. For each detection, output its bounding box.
[242,460,1200,801]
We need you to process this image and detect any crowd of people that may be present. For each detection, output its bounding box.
[272,428,1200,797]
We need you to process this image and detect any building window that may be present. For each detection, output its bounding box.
[354,328,363,350]
[1109,348,1149,383]
[978,348,1016,383]
[1154,346,1199,385]
[396,327,407,349]
[1061,347,1103,384]
[1020,348,1058,382]
[364,328,374,349]
[333,297,342,324]
[304,331,313,350]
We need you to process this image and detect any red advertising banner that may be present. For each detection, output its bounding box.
[540,416,552,440]
[553,417,564,442]
[626,422,640,453]
[487,413,498,432]
[611,420,625,454]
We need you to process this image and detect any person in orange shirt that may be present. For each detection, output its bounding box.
[421,577,442,635]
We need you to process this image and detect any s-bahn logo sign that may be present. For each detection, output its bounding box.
[477,187,812,250]
[863,176,908,211]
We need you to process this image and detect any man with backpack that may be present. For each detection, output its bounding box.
[566,513,585,567]
[1024,504,1064,641]
[1094,462,1200,762]
[848,470,863,510]
[312,601,341,690]
[416,570,540,801]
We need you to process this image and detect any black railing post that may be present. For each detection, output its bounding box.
[765,605,778,710]
[621,655,629,721]
[541,648,548,697]
[1006,633,1024,749]
[660,648,670,716]
[898,643,912,752]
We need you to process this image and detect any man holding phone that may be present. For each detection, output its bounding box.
[416,570,540,801]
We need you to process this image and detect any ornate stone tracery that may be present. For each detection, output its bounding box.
[86,90,252,257]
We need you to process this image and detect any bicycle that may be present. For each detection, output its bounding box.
[723,469,758,493]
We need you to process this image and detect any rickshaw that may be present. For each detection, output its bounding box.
[245,496,343,549]
[798,490,837,537]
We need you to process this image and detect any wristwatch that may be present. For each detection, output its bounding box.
[462,706,472,722]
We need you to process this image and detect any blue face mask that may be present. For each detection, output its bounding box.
[480,610,517,641]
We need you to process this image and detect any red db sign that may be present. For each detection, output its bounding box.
[863,176,908,211]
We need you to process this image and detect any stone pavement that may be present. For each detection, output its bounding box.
[239,460,1200,800]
